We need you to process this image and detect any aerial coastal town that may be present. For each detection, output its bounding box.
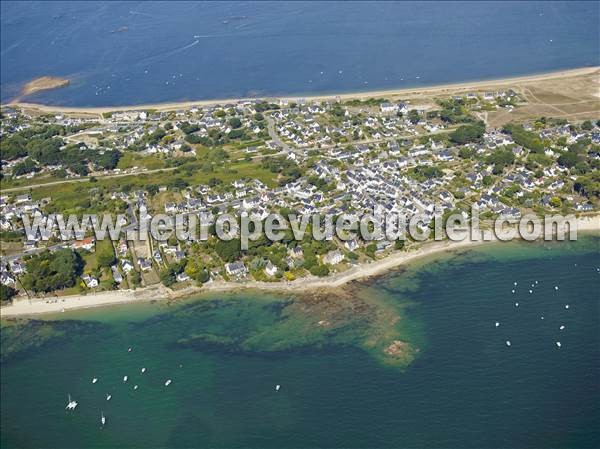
[1,74,598,305]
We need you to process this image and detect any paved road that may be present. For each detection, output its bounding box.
[1,242,67,263]
[266,115,293,153]
[2,167,177,193]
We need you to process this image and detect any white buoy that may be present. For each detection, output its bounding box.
[556,341,561,348]
[495,322,500,327]
[559,325,565,330]
[506,341,511,347]
[92,378,98,384]
[275,384,281,391]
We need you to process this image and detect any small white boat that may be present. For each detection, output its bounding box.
[101,411,106,427]
[123,376,128,383]
[514,282,518,286]
[529,290,533,294]
[141,368,146,374]
[555,286,559,291]
[495,322,500,327]
[165,379,172,386]
[275,384,281,391]
[559,325,565,330]
[66,394,78,410]
[506,341,511,347]
[134,385,138,390]
[556,341,562,348]
[92,378,98,384]
[128,347,132,352]
[106,394,112,401]
[565,304,570,309]
[511,290,515,294]
[540,316,544,320]
[515,302,519,307]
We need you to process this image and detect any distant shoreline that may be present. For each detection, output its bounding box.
[5,66,598,114]
[2,215,598,318]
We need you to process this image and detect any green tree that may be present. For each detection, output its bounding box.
[0,284,17,304]
[229,117,242,129]
[22,249,83,293]
[309,264,330,277]
[449,121,486,145]
[407,109,420,125]
[214,239,241,262]
[160,266,177,287]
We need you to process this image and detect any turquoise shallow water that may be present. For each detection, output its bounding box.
[1,237,599,448]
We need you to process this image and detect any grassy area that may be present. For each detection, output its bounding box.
[25,155,277,213]
[81,250,97,274]
[117,153,166,170]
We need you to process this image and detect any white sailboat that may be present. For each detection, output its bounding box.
[66,394,78,410]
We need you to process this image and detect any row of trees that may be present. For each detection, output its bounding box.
[2,125,121,177]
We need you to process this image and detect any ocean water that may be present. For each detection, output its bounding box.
[1,1,598,106]
[1,237,599,448]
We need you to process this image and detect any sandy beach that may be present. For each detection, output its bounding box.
[5,66,598,115]
[2,214,598,318]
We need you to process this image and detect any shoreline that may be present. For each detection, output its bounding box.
[4,66,598,114]
[2,214,598,318]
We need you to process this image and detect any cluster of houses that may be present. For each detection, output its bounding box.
[1,95,598,297]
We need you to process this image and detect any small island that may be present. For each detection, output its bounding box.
[21,76,70,97]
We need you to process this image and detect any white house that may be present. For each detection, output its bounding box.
[322,250,344,266]
[225,261,247,277]
[82,274,99,288]
[121,259,134,273]
[380,103,398,114]
[264,261,278,277]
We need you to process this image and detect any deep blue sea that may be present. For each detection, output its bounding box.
[1,1,598,106]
